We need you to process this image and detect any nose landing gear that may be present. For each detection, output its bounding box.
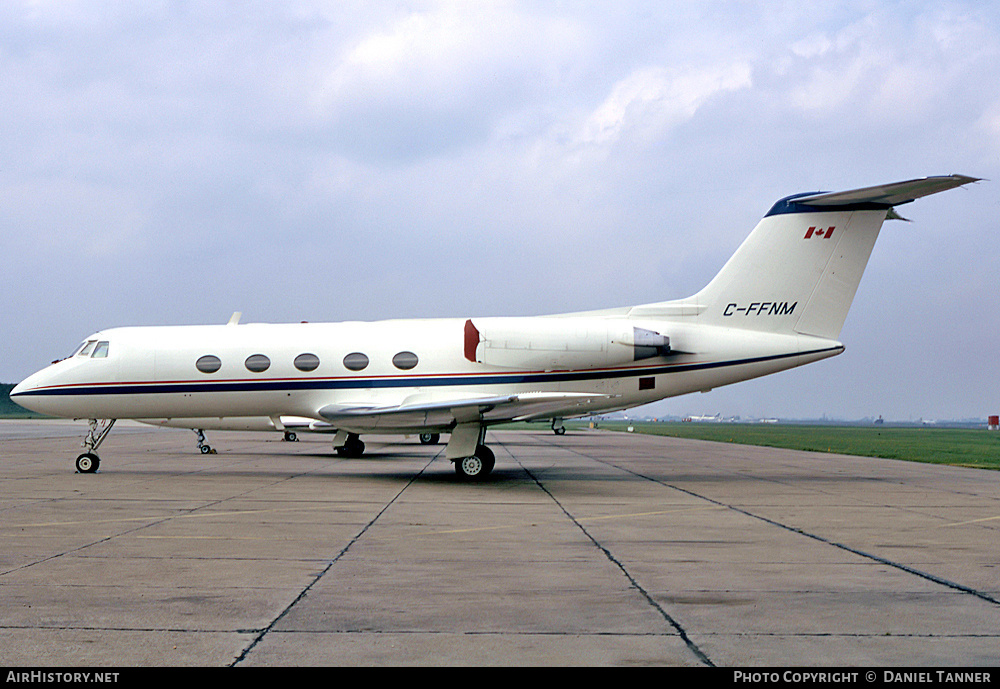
[76,419,116,473]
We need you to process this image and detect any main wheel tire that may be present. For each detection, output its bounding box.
[76,453,100,473]
[337,437,365,458]
[419,433,440,445]
[455,447,495,481]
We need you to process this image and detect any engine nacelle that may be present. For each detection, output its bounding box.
[464,318,669,371]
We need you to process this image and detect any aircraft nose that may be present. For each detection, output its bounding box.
[10,369,53,415]
[11,377,34,398]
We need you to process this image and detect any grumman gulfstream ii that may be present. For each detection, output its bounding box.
[12,175,978,480]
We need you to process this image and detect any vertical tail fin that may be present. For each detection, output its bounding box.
[636,176,978,340]
[691,201,888,339]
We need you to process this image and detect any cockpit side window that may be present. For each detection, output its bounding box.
[78,340,97,357]
[92,341,110,358]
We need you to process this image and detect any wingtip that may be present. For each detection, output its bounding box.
[954,174,984,185]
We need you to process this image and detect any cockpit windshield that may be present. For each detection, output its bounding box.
[73,340,109,358]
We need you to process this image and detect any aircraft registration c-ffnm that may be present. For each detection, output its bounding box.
[12,175,979,480]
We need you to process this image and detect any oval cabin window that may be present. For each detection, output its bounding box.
[392,351,418,370]
[245,354,271,373]
[343,352,369,371]
[196,355,222,374]
[294,353,320,372]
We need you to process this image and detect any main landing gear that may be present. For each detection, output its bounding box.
[193,429,217,454]
[419,432,440,445]
[447,425,496,482]
[336,433,365,458]
[551,418,566,435]
[76,419,116,473]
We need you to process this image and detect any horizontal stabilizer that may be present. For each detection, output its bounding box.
[792,175,980,208]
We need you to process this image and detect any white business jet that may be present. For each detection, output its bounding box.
[12,175,977,479]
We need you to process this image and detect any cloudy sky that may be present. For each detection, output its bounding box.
[2,1,998,421]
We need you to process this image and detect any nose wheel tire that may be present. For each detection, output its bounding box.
[76,453,100,473]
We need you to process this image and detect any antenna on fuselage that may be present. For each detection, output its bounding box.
[227,312,242,326]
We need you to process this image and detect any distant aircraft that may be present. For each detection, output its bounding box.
[683,413,723,422]
[12,175,977,480]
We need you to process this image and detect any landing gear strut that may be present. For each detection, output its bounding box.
[551,418,566,435]
[76,419,116,473]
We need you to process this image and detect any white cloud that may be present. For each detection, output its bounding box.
[781,6,1000,126]
[790,33,834,60]
[579,63,753,147]
[308,3,587,160]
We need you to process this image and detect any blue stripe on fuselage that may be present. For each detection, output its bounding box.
[12,347,843,398]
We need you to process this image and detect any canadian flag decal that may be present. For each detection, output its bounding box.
[804,226,835,239]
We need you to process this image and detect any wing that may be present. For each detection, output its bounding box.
[317,391,616,433]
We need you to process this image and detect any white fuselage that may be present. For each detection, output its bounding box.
[12,314,843,431]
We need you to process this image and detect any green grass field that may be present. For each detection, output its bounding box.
[580,421,1000,470]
